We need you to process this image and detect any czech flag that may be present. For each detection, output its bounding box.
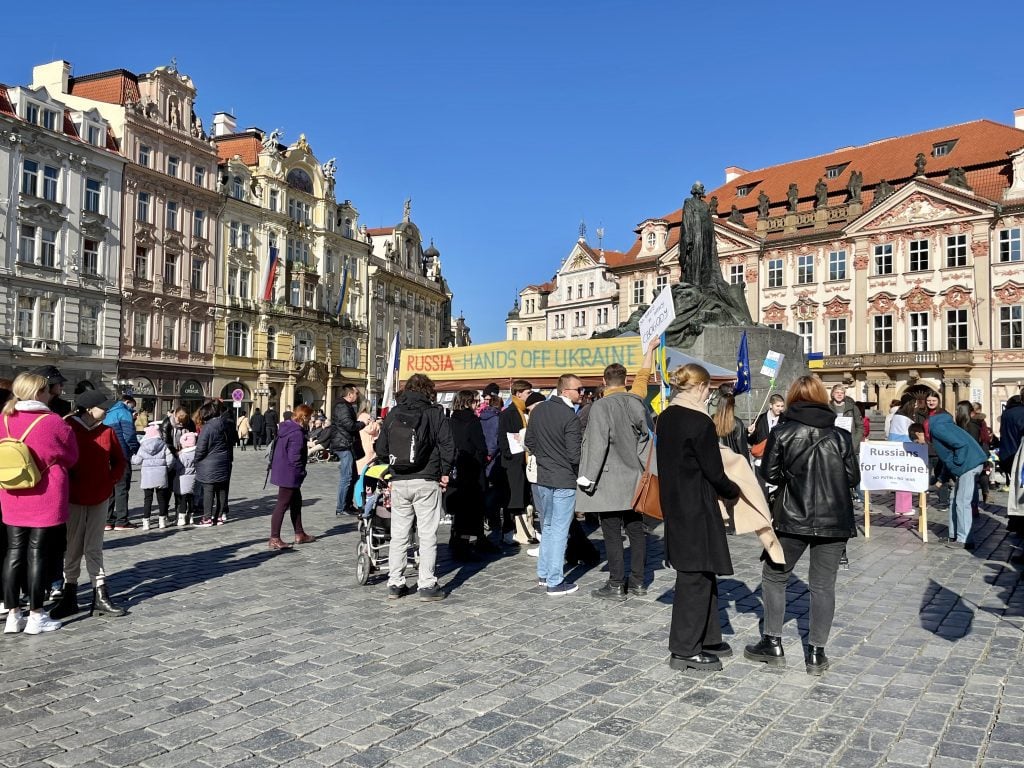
[262,245,279,302]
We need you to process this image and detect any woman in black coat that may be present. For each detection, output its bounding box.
[657,364,740,673]
[447,391,489,560]
[745,375,859,676]
[194,400,234,527]
[250,408,266,449]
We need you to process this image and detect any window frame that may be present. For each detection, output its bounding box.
[828,318,847,356]
[873,243,893,275]
[946,308,968,350]
[945,234,967,268]
[828,250,846,281]
[873,313,893,354]
[1000,305,1023,349]
[908,311,930,352]
[909,239,930,272]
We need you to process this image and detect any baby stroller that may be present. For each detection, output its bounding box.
[353,460,418,585]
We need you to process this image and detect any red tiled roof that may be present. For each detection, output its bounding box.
[627,118,1024,251]
[0,85,15,117]
[62,109,79,140]
[214,133,261,166]
[525,280,556,293]
[713,119,1023,217]
[366,227,393,236]
[68,69,140,105]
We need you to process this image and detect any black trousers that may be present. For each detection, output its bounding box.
[106,469,132,526]
[4,525,59,611]
[204,482,229,521]
[599,510,646,587]
[143,487,170,518]
[669,571,722,657]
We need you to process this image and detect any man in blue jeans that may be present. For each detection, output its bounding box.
[525,374,583,595]
[329,384,370,516]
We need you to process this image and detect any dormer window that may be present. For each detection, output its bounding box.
[826,163,849,180]
[231,176,244,200]
[646,232,656,248]
[25,103,39,124]
[86,124,101,146]
[736,186,751,197]
[933,140,957,158]
[42,109,58,131]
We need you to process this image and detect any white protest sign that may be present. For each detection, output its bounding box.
[638,287,677,349]
[859,441,929,492]
[760,350,784,378]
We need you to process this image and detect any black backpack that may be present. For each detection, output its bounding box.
[387,405,434,472]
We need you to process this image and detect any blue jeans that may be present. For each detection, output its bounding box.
[533,485,576,588]
[950,465,981,543]
[334,450,355,514]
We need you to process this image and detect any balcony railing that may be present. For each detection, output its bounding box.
[816,350,974,369]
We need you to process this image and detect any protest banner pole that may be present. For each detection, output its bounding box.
[919,493,928,543]
[658,332,669,411]
[863,490,870,538]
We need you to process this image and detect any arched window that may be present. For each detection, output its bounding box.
[286,168,313,193]
[266,326,276,360]
[294,331,314,362]
[342,338,358,369]
[231,176,244,200]
[227,321,249,356]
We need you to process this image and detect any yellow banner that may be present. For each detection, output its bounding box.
[400,338,646,381]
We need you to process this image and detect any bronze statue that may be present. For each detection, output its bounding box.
[728,205,745,226]
[847,170,863,202]
[787,183,799,212]
[708,196,718,216]
[946,167,971,191]
[915,152,927,176]
[814,178,828,209]
[757,190,770,218]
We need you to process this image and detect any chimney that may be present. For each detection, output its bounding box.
[1015,108,1024,130]
[725,166,748,183]
[32,60,71,95]
[212,112,237,137]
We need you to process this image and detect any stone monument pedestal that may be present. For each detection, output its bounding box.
[685,325,805,423]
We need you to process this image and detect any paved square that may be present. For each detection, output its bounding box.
[2,451,1022,767]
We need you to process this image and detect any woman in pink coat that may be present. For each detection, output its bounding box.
[1,372,78,635]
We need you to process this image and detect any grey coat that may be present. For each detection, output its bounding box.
[131,437,175,489]
[575,391,653,513]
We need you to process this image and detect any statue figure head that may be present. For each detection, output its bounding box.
[690,182,705,198]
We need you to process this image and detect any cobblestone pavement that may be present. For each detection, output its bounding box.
[2,450,1023,768]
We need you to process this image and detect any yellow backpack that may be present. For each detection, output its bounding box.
[0,413,48,490]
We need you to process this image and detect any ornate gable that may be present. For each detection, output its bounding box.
[866,291,897,316]
[993,281,1024,305]
[823,296,852,318]
[792,294,819,320]
[848,183,988,234]
[763,301,787,324]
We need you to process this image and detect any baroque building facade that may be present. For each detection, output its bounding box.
[212,119,369,417]
[509,113,1024,422]
[367,206,452,402]
[39,60,222,417]
[0,77,125,390]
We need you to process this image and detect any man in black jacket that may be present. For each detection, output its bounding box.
[525,374,583,596]
[375,374,455,601]
[330,384,369,515]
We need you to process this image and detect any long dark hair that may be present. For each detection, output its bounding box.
[955,400,973,429]
[712,383,737,438]
[453,390,477,411]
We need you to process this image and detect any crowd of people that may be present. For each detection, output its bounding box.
[1,354,1018,680]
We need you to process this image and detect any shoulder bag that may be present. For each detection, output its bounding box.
[631,441,661,520]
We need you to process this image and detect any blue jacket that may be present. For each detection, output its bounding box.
[999,404,1024,465]
[928,412,986,478]
[103,401,140,459]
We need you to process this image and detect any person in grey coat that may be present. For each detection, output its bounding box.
[131,424,175,529]
[829,384,861,503]
[576,363,653,600]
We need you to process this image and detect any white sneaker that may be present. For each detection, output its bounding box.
[141,518,151,531]
[24,611,61,635]
[527,547,539,557]
[158,516,168,529]
[4,610,26,634]
[176,514,187,527]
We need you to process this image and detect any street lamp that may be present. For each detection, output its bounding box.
[113,377,134,395]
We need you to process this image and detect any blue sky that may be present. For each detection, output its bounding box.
[5,1,1024,342]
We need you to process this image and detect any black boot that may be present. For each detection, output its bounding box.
[743,635,785,666]
[91,585,126,617]
[591,582,627,600]
[48,583,80,620]
[805,645,829,675]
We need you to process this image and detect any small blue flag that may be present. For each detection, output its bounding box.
[735,331,751,395]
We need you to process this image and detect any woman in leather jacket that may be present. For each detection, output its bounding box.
[744,375,859,676]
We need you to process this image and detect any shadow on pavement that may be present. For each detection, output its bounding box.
[919,578,974,640]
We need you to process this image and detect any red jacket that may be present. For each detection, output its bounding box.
[68,418,127,505]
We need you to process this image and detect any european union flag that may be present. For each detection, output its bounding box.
[735,331,751,395]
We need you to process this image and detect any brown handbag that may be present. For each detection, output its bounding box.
[750,439,767,459]
[632,443,662,520]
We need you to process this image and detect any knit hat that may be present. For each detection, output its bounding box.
[482,382,501,398]
[525,392,546,409]
[179,431,196,448]
[144,424,161,439]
